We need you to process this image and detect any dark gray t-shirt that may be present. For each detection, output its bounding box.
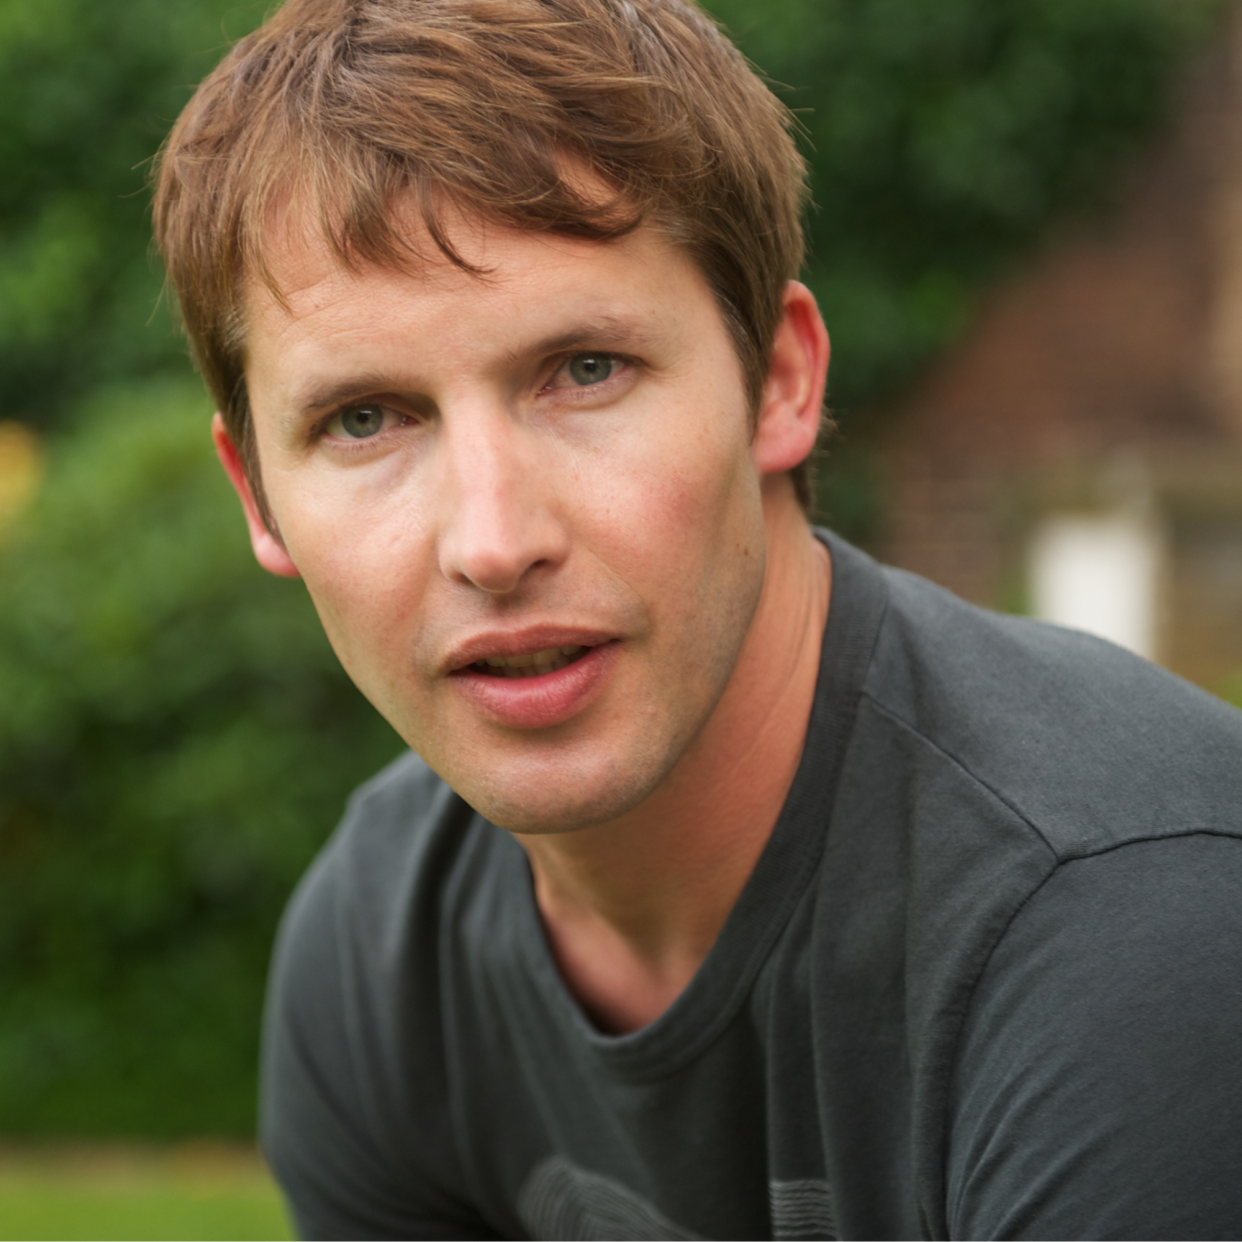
[261,533,1242,1240]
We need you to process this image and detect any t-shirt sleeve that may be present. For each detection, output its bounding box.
[946,832,1242,1241]
[259,846,495,1241]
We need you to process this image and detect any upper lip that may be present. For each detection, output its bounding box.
[442,625,618,674]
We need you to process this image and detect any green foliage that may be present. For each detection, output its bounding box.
[0,0,1228,1137]
[0,0,1222,432]
[0,382,401,1135]
[708,0,1228,537]
[708,0,1224,418]
[0,0,265,425]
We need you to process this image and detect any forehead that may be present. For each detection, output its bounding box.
[244,201,712,366]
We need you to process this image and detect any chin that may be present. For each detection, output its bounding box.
[458,760,665,836]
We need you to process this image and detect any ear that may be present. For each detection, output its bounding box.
[751,281,830,475]
[212,413,302,579]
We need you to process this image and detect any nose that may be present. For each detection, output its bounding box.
[436,406,570,594]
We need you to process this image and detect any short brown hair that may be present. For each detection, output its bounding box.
[152,0,812,519]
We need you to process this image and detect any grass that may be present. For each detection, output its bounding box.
[0,1143,292,1241]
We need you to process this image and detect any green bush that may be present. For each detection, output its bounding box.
[0,0,1221,434]
[705,0,1225,535]
[0,382,401,1136]
[0,0,267,424]
[0,0,1228,1138]
[713,0,1224,417]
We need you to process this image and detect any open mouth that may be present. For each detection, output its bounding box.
[470,644,591,679]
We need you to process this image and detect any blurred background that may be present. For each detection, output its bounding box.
[0,0,1238,1235]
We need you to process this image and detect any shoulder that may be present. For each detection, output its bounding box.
[811,543,1242,1236]
[947,830,1242,1238]
[862,563,1242,858]
[261,751,489,1239]
[337,745,468,872]
[831,557,1242,1236]
[277,749,474,961]
[265,747,480,1065]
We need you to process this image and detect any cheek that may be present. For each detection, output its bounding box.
[577,403,760,579]
[271,477,435,669]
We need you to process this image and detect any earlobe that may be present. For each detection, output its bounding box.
[211,413,302,579]
[752,281,831,476]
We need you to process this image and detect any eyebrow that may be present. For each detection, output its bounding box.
[503,314,662,364]
[282,312,664,423]
[286,372,407,420]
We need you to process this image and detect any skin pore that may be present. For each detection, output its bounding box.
[217,209,831,1034]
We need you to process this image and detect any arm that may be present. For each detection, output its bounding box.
[260,848,496,1241]
[947,832,1242,1240]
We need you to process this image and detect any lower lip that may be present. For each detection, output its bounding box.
[449,642,619,729]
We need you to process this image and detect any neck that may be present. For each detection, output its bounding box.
[518,481,831,1033]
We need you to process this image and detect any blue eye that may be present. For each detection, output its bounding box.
[338,404,385,438]
[568,355,614,386]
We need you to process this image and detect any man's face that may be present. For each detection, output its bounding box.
[241,213,771,833]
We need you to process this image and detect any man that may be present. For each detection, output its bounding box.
[153,0,1242,1237]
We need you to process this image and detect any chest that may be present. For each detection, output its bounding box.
[440,898,838,1240]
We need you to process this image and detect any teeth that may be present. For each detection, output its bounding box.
[474,645,588,678]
